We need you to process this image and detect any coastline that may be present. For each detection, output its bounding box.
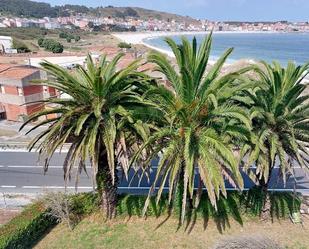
[112,31,281,58]
[112,31,309,83]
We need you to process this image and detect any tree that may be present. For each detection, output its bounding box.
[38,37,44,47]
[12,38,31,53]
[87,21,94,29]
[118,42,131,49]
[240,61,309,220]
[133,34,251,224]
[41,39,63,53]
[59,32,68,39]
[129,26,137,32]
[20,54,153,219]
[74,35,80,42]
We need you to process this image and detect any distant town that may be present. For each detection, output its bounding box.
[1,15,309,33]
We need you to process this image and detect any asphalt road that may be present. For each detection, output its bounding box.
[0,151,309,195]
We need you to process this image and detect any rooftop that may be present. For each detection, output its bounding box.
[0,64,39,80]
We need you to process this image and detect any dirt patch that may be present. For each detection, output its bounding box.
[0,129,18,137]
[0,209,21,226]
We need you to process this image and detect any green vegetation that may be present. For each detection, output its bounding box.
[22,33,309,225]
[0,191,302,248]
[239,61,309,219]
[0,202,56,249]
[39,38,64,53]
[133,35,251,224]
[33,192,305,249]
[0,0,196,23]
[12,38,31,53]
[118,42,132,49]
[59,32,81,43]
[20,54,155,219]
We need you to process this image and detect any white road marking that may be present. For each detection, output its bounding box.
[1,165,91,169]
[21,186,93,189]
[1,185,16,188]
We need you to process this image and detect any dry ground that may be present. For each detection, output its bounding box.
[34,214,309,249]
[0,209,21,226]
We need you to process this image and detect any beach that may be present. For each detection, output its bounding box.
[112,31,278,58]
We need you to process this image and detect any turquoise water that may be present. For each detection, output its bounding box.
[144,33,309,65]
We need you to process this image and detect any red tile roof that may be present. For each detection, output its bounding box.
[0,64,39,80]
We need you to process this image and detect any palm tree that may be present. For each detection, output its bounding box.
[240,61,309,219]
[133,34,251,224]
[20,54,154,218]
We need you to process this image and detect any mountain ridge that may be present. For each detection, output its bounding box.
[0,0,198,23]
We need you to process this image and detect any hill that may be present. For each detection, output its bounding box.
[0,0,197,23]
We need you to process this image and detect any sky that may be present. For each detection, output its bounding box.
[35,0,309,22]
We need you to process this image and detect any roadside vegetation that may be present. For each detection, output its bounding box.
[3,32,307,248]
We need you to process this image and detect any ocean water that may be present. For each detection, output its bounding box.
[144,33,309,65]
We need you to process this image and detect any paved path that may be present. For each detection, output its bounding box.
[0,151,308,195]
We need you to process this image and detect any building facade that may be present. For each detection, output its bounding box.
[0,64,56,121]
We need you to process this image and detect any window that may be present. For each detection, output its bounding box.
[17,87,23,96]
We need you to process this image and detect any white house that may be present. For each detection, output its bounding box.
[0,36,17,54]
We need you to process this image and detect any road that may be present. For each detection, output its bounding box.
[0,151,309,195]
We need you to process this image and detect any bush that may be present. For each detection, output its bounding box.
[0,202,57,249]
[71,192,99,216]
[41,39,64,53]
[37,37,44,47]
[12,38,31,53]
[74,35,80,42]
[44,192,76,230]
[59,31,68,39]
[118,42,132,49]
[240,187,301,218]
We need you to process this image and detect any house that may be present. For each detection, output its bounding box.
[0,36,17,54]
[0,64,56,121]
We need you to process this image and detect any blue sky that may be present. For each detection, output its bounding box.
[35,0,309,21]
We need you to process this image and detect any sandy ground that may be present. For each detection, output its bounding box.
[0,209,21,226]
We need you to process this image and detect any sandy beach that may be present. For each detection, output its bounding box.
[112,30,284,59]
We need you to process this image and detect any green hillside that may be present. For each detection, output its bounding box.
[0,0,197,23]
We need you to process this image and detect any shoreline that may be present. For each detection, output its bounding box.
[112,30,298,58]
[112,31,309,82]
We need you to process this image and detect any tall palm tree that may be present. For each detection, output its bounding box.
[240,61,309,219]
[133,34,251,224]
[20,54,154,218]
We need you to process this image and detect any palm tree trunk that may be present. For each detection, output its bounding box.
[96,151,118,219]
[260,183,271,220]
[257,159,273,220]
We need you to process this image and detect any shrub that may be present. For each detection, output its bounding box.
[74,35,80,42]
[41,39,64,53]
[240,187,301,218]
[71,192,99,216]
[0,202,57,249]
[59,31,68,39]
[12,38,31,53]
[118,42,132,49]
[44,192,76,230]
[37,37,44,47]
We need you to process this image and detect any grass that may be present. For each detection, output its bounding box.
[34,213,309,249]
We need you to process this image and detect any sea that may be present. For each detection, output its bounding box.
[143,32,309,65]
